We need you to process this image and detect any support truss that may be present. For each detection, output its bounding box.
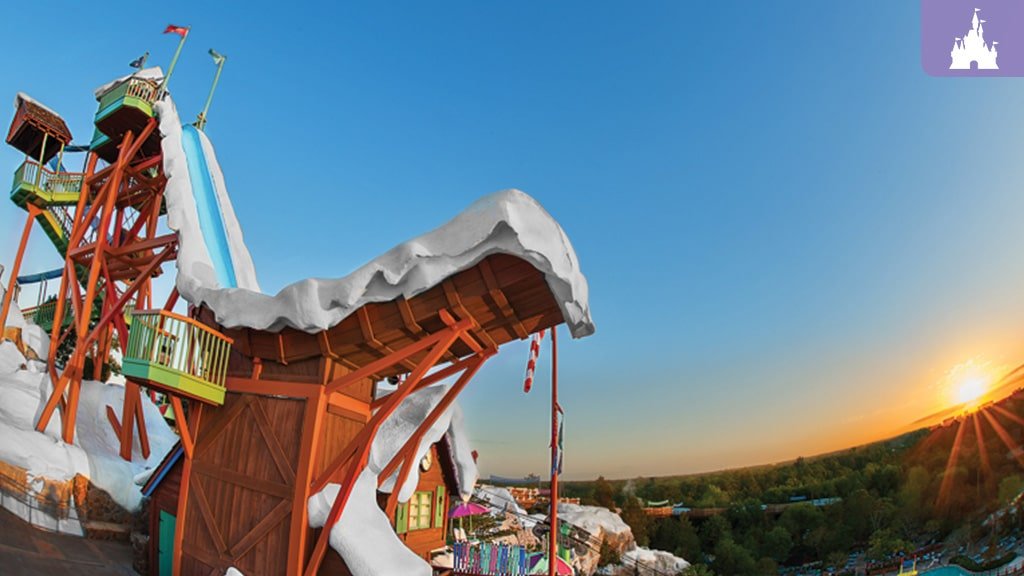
[303,310,496,576]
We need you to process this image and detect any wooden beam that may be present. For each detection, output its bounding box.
[250,398,297,484]
[172,396,194,458]
[288,387,327,575]
[323,315,472,396]
[379,350,492,505]
[442,279,496,351]
[303,328,465,576]
[480,259,529,339]
[358,306,418,372]
[191,477,230,554]
[327,392,371,421]
[226,376,319,399]
[192,461,291,499]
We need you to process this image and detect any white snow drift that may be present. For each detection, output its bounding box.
[308,384,479,576]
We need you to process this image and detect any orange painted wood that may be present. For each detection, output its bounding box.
[288,388,326,575]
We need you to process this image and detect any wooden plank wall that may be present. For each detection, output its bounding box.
[180,393,305,576]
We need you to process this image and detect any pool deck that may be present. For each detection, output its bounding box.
[0,507,136,575]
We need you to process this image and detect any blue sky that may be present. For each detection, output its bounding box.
[3,1,1024,479]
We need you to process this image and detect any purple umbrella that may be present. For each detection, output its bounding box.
[450,501,490,518]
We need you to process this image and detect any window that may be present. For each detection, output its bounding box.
[408,491,433,530]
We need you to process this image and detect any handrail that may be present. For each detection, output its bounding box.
[124,77,158,103]
[124,309,234,392]
[14,160,84,197]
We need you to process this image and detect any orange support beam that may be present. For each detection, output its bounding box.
[303,323,469,576]
[0,204,41,334]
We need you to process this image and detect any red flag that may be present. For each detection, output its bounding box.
[164,24,189,37]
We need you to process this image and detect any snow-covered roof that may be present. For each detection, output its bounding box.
[93,66,163,99]
[181,188,595,339]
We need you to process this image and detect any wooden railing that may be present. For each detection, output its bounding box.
[13,160,84,197]
[124,310,233,391]
[21,299,73,331]
[124,77,158,103]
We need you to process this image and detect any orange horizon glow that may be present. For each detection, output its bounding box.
[939,357,1009,413]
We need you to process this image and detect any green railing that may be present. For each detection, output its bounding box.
[95,77,159,126]
[21,299,74,332]
[123,310,233,405]
[11,160,84,205]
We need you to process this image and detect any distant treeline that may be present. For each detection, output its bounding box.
[549,390,1024,575]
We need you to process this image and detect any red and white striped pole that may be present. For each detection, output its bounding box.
[523,329,545,393]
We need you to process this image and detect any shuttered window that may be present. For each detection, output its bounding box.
[408,491,433,530]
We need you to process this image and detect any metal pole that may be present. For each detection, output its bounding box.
[159,29,190,97]
[32,133,48,188]
[196,56,226,130]
[549,325,559,576]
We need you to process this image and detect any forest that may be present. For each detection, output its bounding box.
[555,389,1024,574]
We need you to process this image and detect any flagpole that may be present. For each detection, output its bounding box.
[549,325,559,576]
[196,53,225,130]
[159,28,190,97]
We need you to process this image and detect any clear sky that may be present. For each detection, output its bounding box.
[2,1,1024,480]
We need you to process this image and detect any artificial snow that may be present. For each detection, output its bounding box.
[182,189,594,338]
[14,92,62,118]
[155,97,259,295]
[0,305,177,532]
[557,502,633,538]
[0,285,50,361]
[620,548,690,575]
[93,66,164,100]
[475,485,529,517]
[308,384,478,576]
[446,403,477,501]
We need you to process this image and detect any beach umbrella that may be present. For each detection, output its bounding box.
[450,502,490,518]
[451,501,491,535]
[528,552,574,575]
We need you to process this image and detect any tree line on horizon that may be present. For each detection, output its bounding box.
[551,389,1024,575]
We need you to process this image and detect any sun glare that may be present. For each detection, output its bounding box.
[956,377,987,405]
[940,357,1003,410]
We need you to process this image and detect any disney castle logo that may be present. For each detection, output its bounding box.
[950,8,999,69]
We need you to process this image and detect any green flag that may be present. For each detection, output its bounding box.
[209,48,226,65]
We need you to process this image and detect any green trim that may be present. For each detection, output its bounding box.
[94,95,154,131]
[122,358,226,405]
[395,502,409,534]
[434,485,446,528]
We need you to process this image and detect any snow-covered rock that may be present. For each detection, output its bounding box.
[476,485,529,516]
[0,310,177,532]
[557,503,634,576]
[612,548,691,576]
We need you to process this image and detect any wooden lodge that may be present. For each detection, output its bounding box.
[144,435,469,576]
[125,252,567,575]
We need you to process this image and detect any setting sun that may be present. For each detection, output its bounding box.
[956,377,988,405]
[939,357,1007,410]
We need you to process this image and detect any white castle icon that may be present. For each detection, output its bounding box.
[950,8,998,69]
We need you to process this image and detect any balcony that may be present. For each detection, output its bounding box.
[11,160,83,208]
[122,310,233,406]
[93,77,162,158]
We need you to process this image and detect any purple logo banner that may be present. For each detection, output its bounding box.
[922,0,1024,76]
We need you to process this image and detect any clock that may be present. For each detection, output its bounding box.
[420,452,433,472]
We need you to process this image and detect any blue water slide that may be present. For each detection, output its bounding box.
[180,124,237,289]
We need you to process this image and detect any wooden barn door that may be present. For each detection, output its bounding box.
[179,393,306,575]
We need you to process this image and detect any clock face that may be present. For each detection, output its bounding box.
[420,452,433,472]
